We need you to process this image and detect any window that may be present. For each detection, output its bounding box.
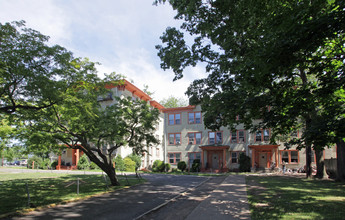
[188,132,202,145]
[188,133,194,144]
[231,130,246,143]
[291,151,298,163]
[256,130,262,142]
[168,133,181,145]
[188,152,201,168]
[209,131,222,144]
[231,152,239,163]
[256,129,270,142]
[156,148,160,157]
[231,131,237,143]
[168,153,181,164]
[189,112,201,124]
[168,113,181,125]
[238,130,245,143]
[263,129,270,141]
[281,150,299,164]
[282,151,289,163]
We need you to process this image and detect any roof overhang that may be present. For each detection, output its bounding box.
[162,105,196,113]
[199,145,230,150]
[248,145,279,150]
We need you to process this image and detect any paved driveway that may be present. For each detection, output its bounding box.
[11,174,208,220]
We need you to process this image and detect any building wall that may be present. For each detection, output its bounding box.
[163,105,337,172]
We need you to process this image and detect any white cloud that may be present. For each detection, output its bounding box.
[0,0,208,104]
[0,0,71,44]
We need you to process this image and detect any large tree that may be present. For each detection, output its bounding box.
[21,72,160,186]
[0,116,13,165]
[2,21,160,185]
[155,0,345,179]
[0,21,74,115]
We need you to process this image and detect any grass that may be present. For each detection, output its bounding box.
[246,175,345,219]
[0,172,143,217]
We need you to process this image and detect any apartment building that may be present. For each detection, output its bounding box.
[58,79,337,172]
[162,105,337,172]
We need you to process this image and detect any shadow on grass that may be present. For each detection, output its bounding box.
[246,175,345,219]
[0,174,141,216]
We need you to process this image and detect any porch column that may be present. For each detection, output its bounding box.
[275,148,278,167]
[76,149,80,165]
[251,148,255,168]
[223,149,226,169]
[201,150,205,171]
[57,155,61,170]
[267,152,271,168]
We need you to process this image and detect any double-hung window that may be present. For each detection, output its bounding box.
[169,133,181,145]
[209,131,222,144]
[280,150,299,164]
[231,152,239,163]
[231,130,246,143]
[188,132,202,145]
[256,129,270,142]
[188,112,201,124]
[168,153,181,164]
[188,152,201,168]
[168,113,181,125]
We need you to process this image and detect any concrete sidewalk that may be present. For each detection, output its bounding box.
[186,175,251,220]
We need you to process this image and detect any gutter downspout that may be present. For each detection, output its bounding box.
[163,112,167,164]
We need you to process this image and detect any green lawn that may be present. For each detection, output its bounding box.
[246,175,345,219]
[0,172,143,216]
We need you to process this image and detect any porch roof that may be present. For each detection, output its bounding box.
[248,144,279,150]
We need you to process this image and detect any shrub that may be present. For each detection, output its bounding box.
[239,153,251,172]
[177,161,187,172]
[89,162,98,170]
[27,156,42,169]
[77,154,90,170]
[127,153,142,171]
[171,168,178,172]
[165,163,171,172]
[50,160,58,170]
[152,160,165,172]
[191,159,201,172]
[39,158,50,169]
[124,157,136,172]
[114,155,125,171]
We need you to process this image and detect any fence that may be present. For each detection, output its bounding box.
[0,171,143,216]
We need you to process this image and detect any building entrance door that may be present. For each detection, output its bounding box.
[212,153,219,169]
[259,152,267,168]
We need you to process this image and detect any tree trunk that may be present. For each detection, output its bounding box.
[336,139,345,182]
[80,146,121,186]
[96,162,120,186]
[305,144,312,178]
[314,148,326,179]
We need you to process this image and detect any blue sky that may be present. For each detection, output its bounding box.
[0,0,206,102]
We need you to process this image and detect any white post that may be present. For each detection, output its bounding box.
[77,178,79,195]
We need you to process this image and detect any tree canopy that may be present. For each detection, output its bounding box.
[1,21,160,185]
[0,21,76,115]
[156,0,345,179]
[160,95,188,108]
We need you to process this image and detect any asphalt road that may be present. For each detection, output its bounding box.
[139,176,227,220]
[9,173,209,220]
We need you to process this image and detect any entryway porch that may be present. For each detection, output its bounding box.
[249,145,279,171]
[199,145,229,173]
